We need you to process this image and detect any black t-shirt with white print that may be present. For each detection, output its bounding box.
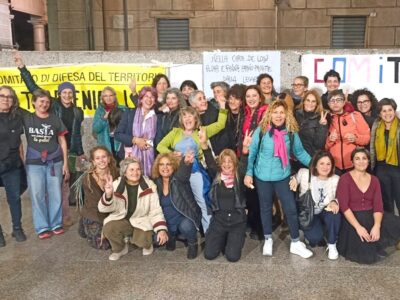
[23,113,67,165]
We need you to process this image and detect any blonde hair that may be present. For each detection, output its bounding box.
[151,153,180,179]
[178,106,201,130]
[260,100,299,134]
[217,149,238,172]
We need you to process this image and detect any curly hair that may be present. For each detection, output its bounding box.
[161,87,187,110]
[151,153,180,179]
[351,88,378,114]
[260,100,299,133]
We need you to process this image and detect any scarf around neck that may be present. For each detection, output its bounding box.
[375,117,398,166]
[269,124,289,169]
[220,171,235,188]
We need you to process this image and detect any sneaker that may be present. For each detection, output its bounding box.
[0,225,5,247]
[38,231,52,239]
[12,228,27,242]
[263,238,273,256]
[327,243,339,260]
[290,241,313,258]
[109,243,129,261]
[187,243,198,259]
[142,244,154,256]
[52,227,65,235]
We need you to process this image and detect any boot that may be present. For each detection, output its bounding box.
[166,236,176,251]
[187,242,198,259]
[12,228,27,242]
[0,225,5,247]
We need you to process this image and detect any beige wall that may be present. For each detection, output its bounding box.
[48,0,400,51]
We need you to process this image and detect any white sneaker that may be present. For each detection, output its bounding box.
[290,241,313,258]
[263,238,273,256]
[327,243,339,260]
[142,244,154,256]
[108,243,129,261]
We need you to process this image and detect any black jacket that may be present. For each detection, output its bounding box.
[200,105,229,156]
[295,109,329,158]
[154,109,180,148]
[154,160,201,229]
[204,148,246,223]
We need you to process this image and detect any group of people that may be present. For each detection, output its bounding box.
[0,53,399,265]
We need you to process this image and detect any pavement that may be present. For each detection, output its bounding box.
[0,191,399,300]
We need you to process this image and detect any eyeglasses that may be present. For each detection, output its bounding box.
[0,94,13,101]
[328,97,344,104]
[357,100,370,105]
[291,83,304,88]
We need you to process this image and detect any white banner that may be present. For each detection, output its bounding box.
[301,54,400,101]
[203,51,281,99]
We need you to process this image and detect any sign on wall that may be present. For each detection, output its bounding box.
[203,51,281,99]
[0,64,166,116]
[301,54,400,101]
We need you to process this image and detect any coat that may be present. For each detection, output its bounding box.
[98,176,167,233]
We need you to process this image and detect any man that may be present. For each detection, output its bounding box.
[325,90,370,175]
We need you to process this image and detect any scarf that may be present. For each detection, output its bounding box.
[375,117,398,166]
[221,171,234,188]
[270,125,289,169]
[104,103,115,112]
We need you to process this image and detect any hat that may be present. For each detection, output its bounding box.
[58,82,76,96]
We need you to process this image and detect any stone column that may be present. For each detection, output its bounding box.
[0,0,13,49]
[29,16,47,51]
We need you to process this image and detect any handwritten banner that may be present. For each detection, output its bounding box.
[203,51,281,98]
[301,54,400,101]
[0,64,166,116]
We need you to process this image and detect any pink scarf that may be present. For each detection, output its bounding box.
[273,129,289,169]
[221,172,235,188]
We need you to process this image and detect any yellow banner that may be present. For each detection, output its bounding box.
[0,64,166,116]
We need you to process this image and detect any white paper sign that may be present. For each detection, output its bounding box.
[203,51,281,99]
[301,54,400,102]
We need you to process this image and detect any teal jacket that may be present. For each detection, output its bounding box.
[246,127,311,181]
[92,104,127,153]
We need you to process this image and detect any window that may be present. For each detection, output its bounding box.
[331,16,367,48]
[157,19,189,50]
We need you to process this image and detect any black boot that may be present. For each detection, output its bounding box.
[187,242,198,259]
[0,225,5,247]
[12,228,27,242]
[166,236,176,251]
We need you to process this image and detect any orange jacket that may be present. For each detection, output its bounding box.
[325,111,370,170]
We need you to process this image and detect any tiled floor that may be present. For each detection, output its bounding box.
[0,192,399,300]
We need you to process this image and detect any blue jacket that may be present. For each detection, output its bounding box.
[114,108,138,159]
[246,127,311,181]
[92,105,127,155]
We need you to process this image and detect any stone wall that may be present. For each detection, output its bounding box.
[48,0,400,50]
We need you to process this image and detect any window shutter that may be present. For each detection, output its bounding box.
[331,16,366,48]
[157,19,189,50]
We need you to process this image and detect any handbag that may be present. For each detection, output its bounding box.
[297,170,314,230]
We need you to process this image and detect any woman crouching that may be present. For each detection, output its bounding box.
[199,128,247,262]
[99,157,168,260]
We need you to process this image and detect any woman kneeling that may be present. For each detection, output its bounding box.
[99,157,168,261]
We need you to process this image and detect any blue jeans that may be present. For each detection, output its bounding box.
[0,167,23,229]
[255,176,300,240]
[26,161,63,234]
[171,217,198,244]
[303,210,341,245]
[190,172,211,232]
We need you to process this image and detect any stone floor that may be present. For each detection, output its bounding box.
[0,193,399,300]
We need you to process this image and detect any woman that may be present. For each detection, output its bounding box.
[75,146,119,249]
[291,76,308,106]
[241,85,267,240]
[275,92,295,113]
[295,90,329,160]
[152,153,201,259]
[351,88,378,129]
[370,98,400,214]
[256,73,278,105]
[0,86,27,246]
[24,89,69,239]
[100,157,168,260]
[180,80,198,105]
[290,150,341,260]
[200,129,247,262]
[154,88,187,147]
[226,84,246,153]
[336,148,400,264]
[92,86,127,162]
[157,106,228,232]
[244,100,313,258]
[152,73,171,111]
[115,87,158,177]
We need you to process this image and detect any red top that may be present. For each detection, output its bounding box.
[336,172,383,213]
